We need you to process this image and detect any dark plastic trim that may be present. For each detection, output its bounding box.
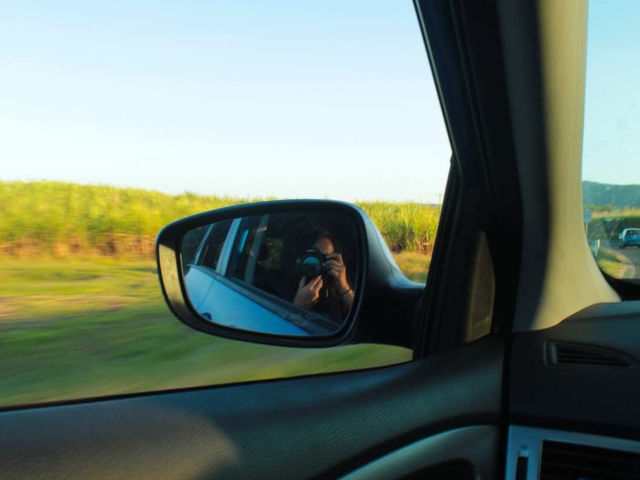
[602,271,640,300]
[412,0,523,352]
[509,301,640,440]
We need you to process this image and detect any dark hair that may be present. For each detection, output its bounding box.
[311,225,332,244]
[312,225,342,250]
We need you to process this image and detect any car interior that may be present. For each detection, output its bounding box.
[3,1,640,479]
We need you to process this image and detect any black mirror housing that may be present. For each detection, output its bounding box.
[156,200,424,348]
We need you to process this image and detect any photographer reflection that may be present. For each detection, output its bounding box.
[293,228,354,321]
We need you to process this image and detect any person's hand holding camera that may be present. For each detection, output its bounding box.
[324,253,351,296]
[293,275,324,309]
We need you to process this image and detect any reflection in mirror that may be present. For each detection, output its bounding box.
[181,211,359,337]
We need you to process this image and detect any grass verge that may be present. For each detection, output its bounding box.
[596,247,632,278]
[1,257,424,407]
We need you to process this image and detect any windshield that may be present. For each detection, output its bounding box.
[583,0,640,280]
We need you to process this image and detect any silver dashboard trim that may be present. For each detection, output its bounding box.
[341,425,498,480]
[505,425,640,479]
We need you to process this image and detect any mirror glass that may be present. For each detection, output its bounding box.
[180,210,360,337]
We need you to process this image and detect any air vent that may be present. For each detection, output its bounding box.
[541,440,640,479]
[547,341,635,367]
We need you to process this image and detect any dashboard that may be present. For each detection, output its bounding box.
[506,301,640,478]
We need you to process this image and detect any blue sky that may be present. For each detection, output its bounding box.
[0,1,451,202]
[583,0,640,184]
[0,1,636,203]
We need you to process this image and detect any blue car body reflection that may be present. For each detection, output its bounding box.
[185,266,309,335]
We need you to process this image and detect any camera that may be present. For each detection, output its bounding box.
[295,250,327,278]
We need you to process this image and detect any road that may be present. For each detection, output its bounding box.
[608,242,640,279]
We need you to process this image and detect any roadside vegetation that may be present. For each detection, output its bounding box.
[587,208,640,243]
[5,181,639,406]
[585,206,640,279]
[0,181,432,406]
[595,248,633,278]
[0,181,439,258]
[0,259,412,406]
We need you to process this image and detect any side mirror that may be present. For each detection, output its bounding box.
[157,200,424,348]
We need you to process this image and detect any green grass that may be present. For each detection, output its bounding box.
[0,181,433,407]
[0,258,422,407]
[392,251,431,283]
[596,248,632,278]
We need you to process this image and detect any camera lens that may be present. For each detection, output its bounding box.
[296,250,324,277]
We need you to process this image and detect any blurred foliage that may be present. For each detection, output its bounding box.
[0,258,416,406]
[0,181,441,257]
[0,182,434,407]
[0,181,245,257]
[392,251,431,283]
[587,212,640,242]
[595,248,632,278]
[358,201,440,254]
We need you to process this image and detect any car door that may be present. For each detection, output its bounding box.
[1,1,520,478]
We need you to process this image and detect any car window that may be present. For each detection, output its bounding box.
[227,216,262,282]
[583,0,640,280]
[215,212,359,314]
[0,1,451,407]
[198,220,234,271]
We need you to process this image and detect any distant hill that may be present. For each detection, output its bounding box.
[583,181,640,208]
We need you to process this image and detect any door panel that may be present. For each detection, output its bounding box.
[340,426,498,480]
[1,337,503,479]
